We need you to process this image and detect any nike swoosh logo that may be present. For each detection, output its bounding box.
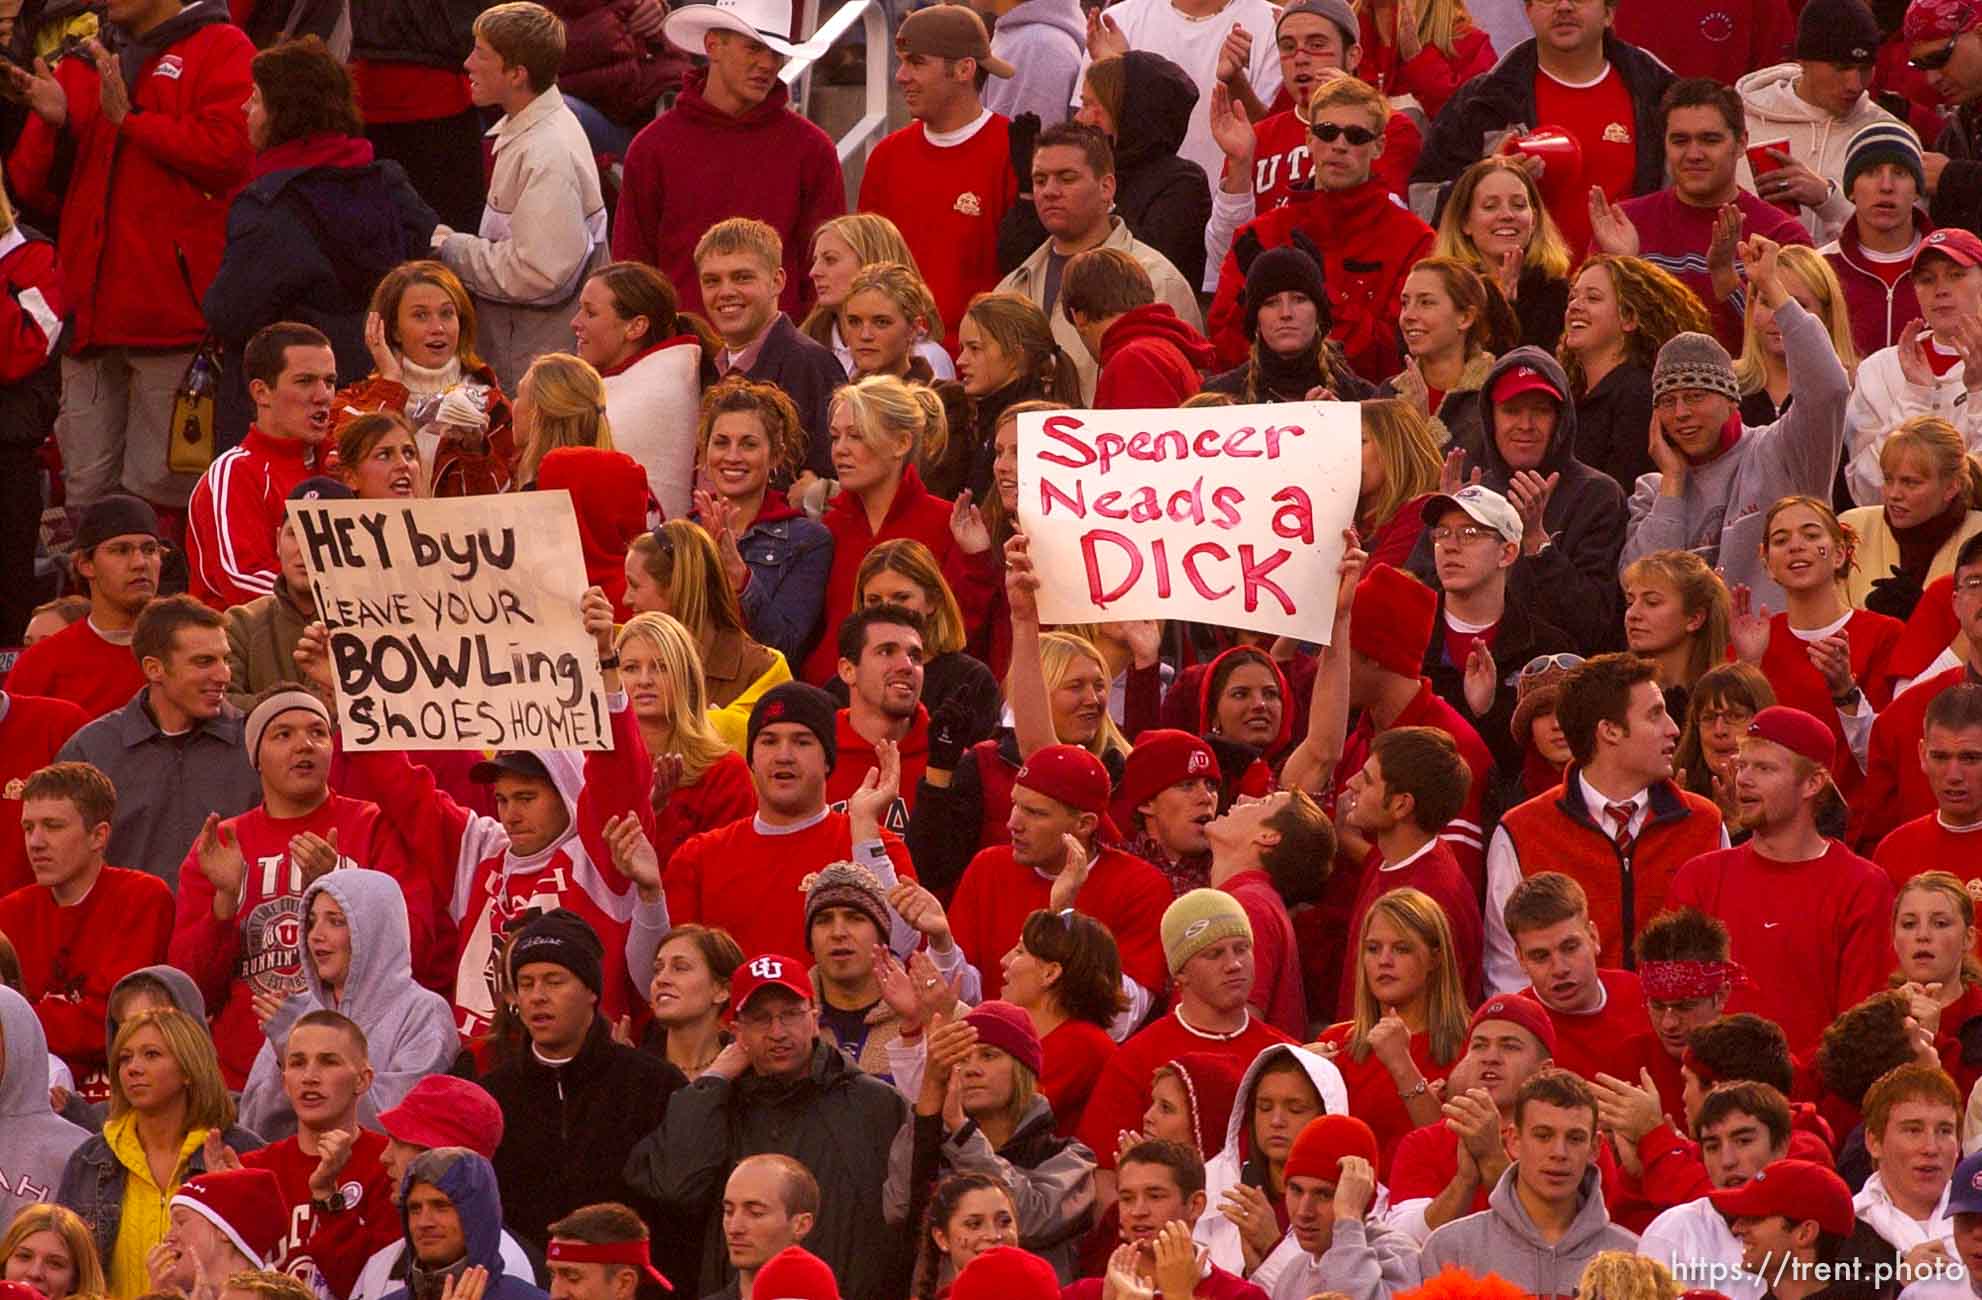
[1761,922,1780,929]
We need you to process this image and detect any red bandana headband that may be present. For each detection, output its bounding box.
[1639,959,1749,1001]
[547,1240,673,1291]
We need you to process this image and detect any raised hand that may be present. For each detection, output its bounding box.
[1150,1221,1201,1300]
[1438,447,1483,497]
[1086,7,1129,60]
[1047,832,1092,913]
[1393,0,1424,59]
[950,489,992,555]
[1646,405,1687,486]
[874,946,923,1023]
[1,56,68,126]
[364,311,403,382]
[1708,205,1745,302]
[649,752,686,814]
[1462,641,1498,718]
[1104,1243,1154,1300]
[202,1129,243,1172]
[1727,584,1771,664]
[1898,318,1936,389]
[292,621,338,700]
[848,738,901,837]
[252,988,288,1031]
[1334,527,1368,626]
[1587,188,1640,256]
[308,1126,356,1200]
[1120,619,1164,667]
[196,814,247,917]
[887,879,952,945]
[85,40,127,123]
[1216,24,1254,88]
[1004,530,1041,625]
[439,1265,490,1300]
[1950,313,1982,392]
[907,948,962,1022]
[580,585,617,656]
[1735,230,1782,306]
[1591,1068,1665,1144]
[1366,1005,1414,1066]
[1756,149,1828,209]
[1495,246,1522,303]
[1333,1154,1377,1221]
[603,811,663,898]
[290,827,341,887]
[1208,82,1256,167]
[1507,468,1559,555]
[1807,633,1856,700]
[695,489,750,593]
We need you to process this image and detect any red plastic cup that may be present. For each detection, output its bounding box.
[1748,141,1799,211]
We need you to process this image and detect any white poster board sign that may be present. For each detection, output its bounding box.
[1015,402,1359,641]
[290,491,610,751]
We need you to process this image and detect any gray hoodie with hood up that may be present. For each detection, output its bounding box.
[1420,1163,1638,1299]
[0,985,90,1227]
[239,868,460,1141]
[56,963,209,1132]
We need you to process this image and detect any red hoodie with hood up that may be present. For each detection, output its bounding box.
[1094,305,1217,410]
[538,447,652,619]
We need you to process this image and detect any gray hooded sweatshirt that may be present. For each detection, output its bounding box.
[238,869,460,1140]
[0,985,90,1226]
[983,0,1084,125]
[1268,1216,1424,1300]
[1420,1163,1638,1299]
[57,964,210,1132]
[1620,296,1850,610]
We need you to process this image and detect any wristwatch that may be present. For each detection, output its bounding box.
[1833,685,1864,711]
[312,1189,348,1214]
[597,652,620,670]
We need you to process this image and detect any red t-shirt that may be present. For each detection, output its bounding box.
[0,692,87,894]
[1078,1009,1294,1168]
[1042,1017,1118,1140]
[1314,1024,1456,1180]
[240,1130,398,1300]
[1519,967,1649,1084]
[1875,814,1982,892]
[4,618,145,721]
[1338,839,1484,1013]
[1439,615,1502,680]
[1531,64,1638,254]
[951,844,1173,1001]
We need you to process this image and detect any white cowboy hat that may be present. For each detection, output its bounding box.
[663,0,804,57]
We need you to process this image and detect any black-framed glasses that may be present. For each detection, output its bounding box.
[1310,122,1378,146]
[1912,12,1975,69]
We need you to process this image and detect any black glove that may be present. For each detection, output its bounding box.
[1233,228,1265,277]
[927,692,975,772]
[1008,112,1042,192]
[1864,565,1925,622]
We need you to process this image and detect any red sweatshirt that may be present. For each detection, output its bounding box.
[1355,12,1497,121]
[4,619,144,722]
[1064,1264,1266,1300]
[1313,1024,1455,1180]
[1236,108,1420,205]
[1617,189,1813,350]
[240,1129,397,1300]
[0,693,88,893]
[1042,1017,1118,1140]
[186,427,322,609]
[1520,968,1651,1085]
[1875,814,1982,893]
[856,114,1017,352]
[1337,838,1483,1014]
[1221,869,1306,1039]
[1093,305,1216,410]
[1078,1008,1294,1169]
[1757,610,1904,788]
[170,793,449,1086]
[664,809,913,958]
[827,706,931,836]
[1857,666,1967,850]
[652,750,758,864]
[0,866,172,1076]
[951,843,1172,1001]
[1668,839,1895,1057]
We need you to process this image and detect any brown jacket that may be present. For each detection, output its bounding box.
[223,586,313,713]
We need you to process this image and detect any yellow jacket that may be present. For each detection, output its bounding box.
[103,1113,208,1299]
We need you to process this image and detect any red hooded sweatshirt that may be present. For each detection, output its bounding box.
[539,447,651,619]
[1094,305,1216,410]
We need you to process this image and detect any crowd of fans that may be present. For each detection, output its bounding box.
[15,0,1982,1299]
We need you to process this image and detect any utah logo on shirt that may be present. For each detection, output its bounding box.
[954,192,983,217]
[1604,122,1632,145]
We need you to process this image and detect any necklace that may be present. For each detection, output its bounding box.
[1174,1005,1250,1041]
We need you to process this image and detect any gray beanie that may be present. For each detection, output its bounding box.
[1651,332,1741,403]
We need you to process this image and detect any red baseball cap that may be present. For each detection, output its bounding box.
[378,1076,505,1159]
[1913,227,1982,271]
[1118,730,1218,813]
[1469,995,1559,1056]
[1490,363,1565,406]
[1014,744,1112,816]
[728,953,813,1015]
[1709,1158,1856,1236]
[1746,705,1835,768]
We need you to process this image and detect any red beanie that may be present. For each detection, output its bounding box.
[1117,729,1218,827]
[951,1247,1061,1300]
[1349,564,1437,677]
[1015,743,1111,815]
[1282,1113,1379,1184]
[1469,995,1559,1056]
[964,1000,1045,1077]
[170,1168,287,1266]
[751,1246,840,1300]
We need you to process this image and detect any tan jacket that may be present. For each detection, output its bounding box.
[223,586,312,713]
[997,216,1203,402]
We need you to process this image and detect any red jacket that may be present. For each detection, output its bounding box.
[1856,665,1966,850]
[0,226,64,382]
[0,693,87,894]
[1355,12,1496,121]
[1825,214,1931,359]
[1094,305,1215,410]
[1208,177,1434,374]
[613,70,844,318]
[537,447,650,619]
[8,12,253,349]
[186,426,322,609]
[1498,773,1726,970]
[539,0,685,126]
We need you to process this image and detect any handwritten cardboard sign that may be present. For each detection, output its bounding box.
[290,491,610,751]
[1016,402,1358,641]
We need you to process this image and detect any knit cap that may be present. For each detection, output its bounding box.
[748,682,839,773]
[1842,120,1925,197]
[1242,242,1331,341]
[752,1246,840,1300]
[951,1247,1061,1300]
[1161,888,1253,974]
[1794,0,1882,63]
[1348,563,1437,677]
[1651,333,1740,403]
[802,860,891,939]
[508,907,605,997]
[170,1169,287,1267]
[1283,1114,1380,1184]
[963,1000,1045,1077]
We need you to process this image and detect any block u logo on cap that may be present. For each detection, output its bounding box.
[748,956,787,979]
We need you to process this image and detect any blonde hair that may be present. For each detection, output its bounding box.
[473,2,566,92]
[831,375,949,483]
[108,1008,235,1131]
[1894,871,1982,989]
[845,260,945,348]
[1434,157,1572,281]
[694,218,783,275]
[1880,415,1982,509]
[802,214,927,344]
[627,520,748,649]
[1358,398,1443,533]
[613,612,733,784]
[1017,631,1130,761]
[987,400,1070,544]
[1348,888,1468,1067]
[1386,0,1479,62]
[1577,1252,1678,1300]
[518,352,613,486]
[0,1204,106,1298]
[1308,76,1389,131]
[1620,550,1731,689]
[854,539,967,656]
[1734,247,1860,395]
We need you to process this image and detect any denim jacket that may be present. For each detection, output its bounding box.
[733,499,834,665]
[57,1124,264,1264]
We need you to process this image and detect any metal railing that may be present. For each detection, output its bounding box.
[781,0,894,171]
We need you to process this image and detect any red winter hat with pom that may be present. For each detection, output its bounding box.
[1349,563,1437,677]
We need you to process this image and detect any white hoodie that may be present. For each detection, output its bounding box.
[1194,1043,1351,1293]
[1844,339,1982,505]
[1734,62,1904,245]
[1855,1169,1954,1256]
[1637,1196,1765,1300]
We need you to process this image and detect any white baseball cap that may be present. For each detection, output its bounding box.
[1421,484,1522,545]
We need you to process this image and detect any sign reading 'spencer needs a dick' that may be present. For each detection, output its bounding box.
[289,490,610,752]
[1015,402,1358,642]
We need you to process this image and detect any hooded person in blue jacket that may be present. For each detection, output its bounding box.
[384,1149,550,1300]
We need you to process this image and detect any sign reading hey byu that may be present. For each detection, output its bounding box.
[290,491,610,751]
[1016,402,1358,641]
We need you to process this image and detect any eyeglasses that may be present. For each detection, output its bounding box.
[1309,122,1378,146]
[1696,707,1755,727]
[737,1005,813,1031]
[1519,653,1586,677]
[1430,524,1504,546]
[1957,575,1982,596]
[1911,16,1974,69]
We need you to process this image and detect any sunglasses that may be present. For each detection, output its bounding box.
[1912,13,1974,68]
[1520,653,1586,677]
[1309,122,1378,146]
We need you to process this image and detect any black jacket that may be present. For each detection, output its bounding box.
[630,1040,910,1300]
[1512,267,1568,353]
[1574,360,1654,491]
[1423,591,1574,775]
[1406,348,1628,652]
[1413,34,1675,197]
[481,1018,693,1288]
[746,315,848,479]
[350,0,483,68]
[203,156,436,446]
[1933,104,1982,234]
